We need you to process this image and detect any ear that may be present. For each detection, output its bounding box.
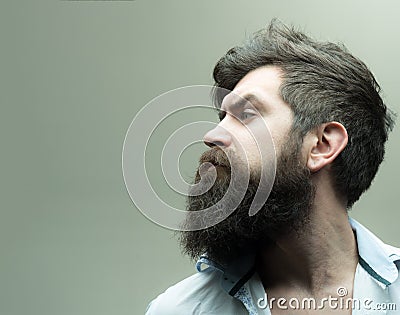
[307,122,348,173]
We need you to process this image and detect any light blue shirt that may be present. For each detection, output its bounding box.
[146,218,400,314]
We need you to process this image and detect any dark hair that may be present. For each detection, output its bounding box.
[212,19,395,208]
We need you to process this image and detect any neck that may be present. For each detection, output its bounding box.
[257,173,359,295]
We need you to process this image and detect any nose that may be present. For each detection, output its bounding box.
[203,125,232,148]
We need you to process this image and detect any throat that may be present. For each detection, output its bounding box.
[255,216,359,295]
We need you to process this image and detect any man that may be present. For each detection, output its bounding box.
[146,20,400,314]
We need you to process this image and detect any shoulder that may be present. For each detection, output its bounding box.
[145,269,242,314]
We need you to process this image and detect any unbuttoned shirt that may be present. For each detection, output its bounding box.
[146,218,400,314]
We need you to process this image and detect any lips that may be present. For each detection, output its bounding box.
[199,161,221,173]
[199,147,230,165]
[195,148,232,185]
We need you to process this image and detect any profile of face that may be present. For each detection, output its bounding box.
[180,66,316,265]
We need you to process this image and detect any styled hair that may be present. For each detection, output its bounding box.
[213,19,395,208]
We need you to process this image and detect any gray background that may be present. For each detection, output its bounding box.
[1,1,399,314]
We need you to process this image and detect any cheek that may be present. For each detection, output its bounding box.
[228,134,259,176]
[232,119,281,170]
[235,134,267,174]
[246,121,276,157]
[269,124,293,157]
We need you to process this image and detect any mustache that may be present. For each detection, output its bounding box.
[198,147,231,168]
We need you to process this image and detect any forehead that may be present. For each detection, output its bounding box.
[221,66,285,111]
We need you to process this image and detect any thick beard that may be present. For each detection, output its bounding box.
[179,134,315,266]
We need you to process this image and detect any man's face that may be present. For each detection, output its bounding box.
[204,66,294,175]
[180,66,315,265]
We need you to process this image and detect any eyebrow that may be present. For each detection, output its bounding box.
[218,93,265,120]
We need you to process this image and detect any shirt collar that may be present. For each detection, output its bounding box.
[196,252,256,296]
[349,217,399,286]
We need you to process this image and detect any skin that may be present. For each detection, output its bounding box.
[203,65,358,314]
[204,66,294,173]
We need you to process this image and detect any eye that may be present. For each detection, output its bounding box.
[239,110,256,121]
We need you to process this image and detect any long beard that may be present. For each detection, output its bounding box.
[179,135,315,266]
